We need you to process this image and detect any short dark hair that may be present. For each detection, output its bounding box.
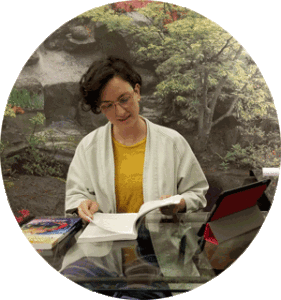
[79,56,142,114]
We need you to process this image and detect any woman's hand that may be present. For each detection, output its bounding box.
[78,200,99,222]
[159,195,186,215]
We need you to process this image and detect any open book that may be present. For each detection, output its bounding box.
[78,195,182,243]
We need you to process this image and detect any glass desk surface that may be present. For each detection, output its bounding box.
[38,212,217,297]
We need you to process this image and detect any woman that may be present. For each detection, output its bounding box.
[65,56,208,221]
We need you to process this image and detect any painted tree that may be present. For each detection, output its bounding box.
[135,4,274,151]
[79,1,275,152]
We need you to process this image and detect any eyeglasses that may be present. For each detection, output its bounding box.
[100,91,135,113]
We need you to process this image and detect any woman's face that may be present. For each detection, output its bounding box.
[100,76,141,130]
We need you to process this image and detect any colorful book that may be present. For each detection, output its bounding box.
[21,217,82,250]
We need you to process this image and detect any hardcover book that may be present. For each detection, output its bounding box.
[22,217,82,250]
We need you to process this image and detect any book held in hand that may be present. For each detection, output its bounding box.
[22,217,82,250]
[78,195,182,243]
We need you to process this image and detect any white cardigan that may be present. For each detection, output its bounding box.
[65,118,208,214]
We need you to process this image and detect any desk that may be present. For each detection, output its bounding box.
[37,212,262,297]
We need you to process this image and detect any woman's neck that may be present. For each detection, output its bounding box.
[112,117,147,146]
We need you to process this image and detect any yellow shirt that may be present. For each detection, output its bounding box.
[112,136,146,213]
[113,136,146,266]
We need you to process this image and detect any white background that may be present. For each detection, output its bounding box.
[1,1,280,299]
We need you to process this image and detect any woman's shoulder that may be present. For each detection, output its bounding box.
[147,119,192,156]
[148,119,185,141]
[77,122,110,151]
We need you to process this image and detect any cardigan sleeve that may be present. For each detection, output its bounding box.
[65,141,97,214]
[176,135,209,213]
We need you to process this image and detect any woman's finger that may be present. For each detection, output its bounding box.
[89,201,99,215]
[160,204,178,215]
[81,201,92,217]
[78,200,95,221]
[78,207,92,222]
[160,195,172,200]
[159,195,174,215]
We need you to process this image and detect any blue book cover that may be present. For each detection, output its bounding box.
[22,217,82,249]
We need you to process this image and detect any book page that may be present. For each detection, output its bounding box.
[92,213,138,235]
[86,195,181,238]
[78,222,137,243]
[137,195,182,220]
